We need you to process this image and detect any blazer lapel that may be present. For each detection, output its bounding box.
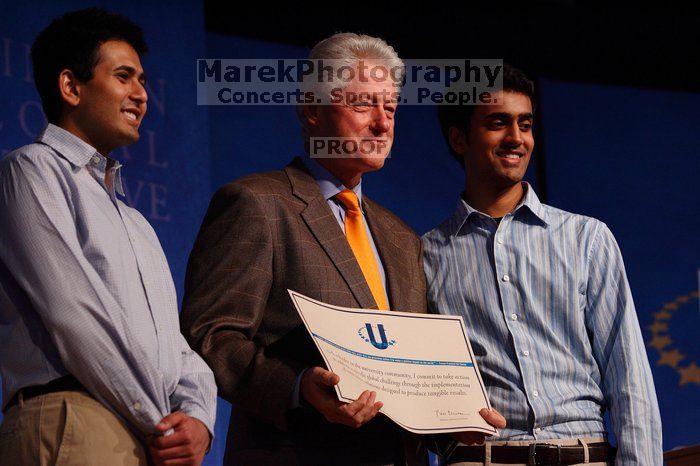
[363,198,414,313]
[284,158,377,310]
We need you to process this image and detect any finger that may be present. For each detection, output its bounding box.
[307,367,339,387]
[363,390,378,416]
[479,408,507,429]
[352,391,379,424]
[149,444,192,461]
[151,430,190,450]
[489,407,507,427]
[321,369,340,387]
[347,390,375,418]
[367,390,376,406]
[340,391,372,417]
[370,400,384,417]
[155,411,188,433]
[362,394,384,420]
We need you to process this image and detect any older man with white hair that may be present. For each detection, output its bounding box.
[181,33,502,465]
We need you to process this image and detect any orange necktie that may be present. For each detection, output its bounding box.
[335,190,389,310]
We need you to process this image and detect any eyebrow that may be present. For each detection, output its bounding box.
[485,111,533,120]
[114,65,147,83]
[348,99,398,107]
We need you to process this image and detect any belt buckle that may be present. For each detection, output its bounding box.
[528,443,562,466]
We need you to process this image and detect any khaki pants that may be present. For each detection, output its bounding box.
[0,390,147,465]
[447,437,613,466]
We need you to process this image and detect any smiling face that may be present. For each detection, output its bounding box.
[70,40,147,155]
[454,90,534,192]
[305,61,398,187]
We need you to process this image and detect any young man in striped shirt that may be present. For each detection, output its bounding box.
[423,64,661,465]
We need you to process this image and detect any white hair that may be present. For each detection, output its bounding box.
[297,33,405,141]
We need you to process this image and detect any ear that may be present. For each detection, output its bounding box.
[58,69,82,109]
[302,104,320,128]
[448,126,468,156]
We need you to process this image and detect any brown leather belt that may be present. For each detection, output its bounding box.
[3,375,86,413]
[449,442,615,465]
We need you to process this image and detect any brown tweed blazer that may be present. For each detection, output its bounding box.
[181,158,427,465]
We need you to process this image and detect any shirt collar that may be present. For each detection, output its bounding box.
[301,155,363,204]
[519,183,548,225]
[37,124,125,196]
[38,123,97,167]
[448,182,548,236]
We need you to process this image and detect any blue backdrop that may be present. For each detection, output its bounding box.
[1,2,698,464]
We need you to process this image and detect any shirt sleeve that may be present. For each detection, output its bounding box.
[0,153,170,435]
[585,222,663,465]
[169,333,218,436]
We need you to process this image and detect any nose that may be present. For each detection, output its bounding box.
[503,122,523,147]
[130,79,148,105]
[369,106,391,135]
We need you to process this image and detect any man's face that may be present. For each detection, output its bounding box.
[459,90,534,189]
[307,62,397,180]
[73,40,147,155]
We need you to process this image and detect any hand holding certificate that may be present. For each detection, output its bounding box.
[289,290,501,436]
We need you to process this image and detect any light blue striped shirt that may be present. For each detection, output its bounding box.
[0,124,217,436]
[422,183,662,465]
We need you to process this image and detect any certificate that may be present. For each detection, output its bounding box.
[288,290,497,435]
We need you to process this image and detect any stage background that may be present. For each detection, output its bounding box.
[1,2,698,464]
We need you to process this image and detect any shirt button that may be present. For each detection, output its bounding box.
[510,313,518,321]
[522,350,530,357]
[497,238,504,245]
[534,427,542,434]
[133,402,141,411]
[533,390,539,397]
[502,274,510,282]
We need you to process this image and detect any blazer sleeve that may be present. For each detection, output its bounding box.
[180,182,298,430]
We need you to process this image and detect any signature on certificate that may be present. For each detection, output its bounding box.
[434,409,470,419]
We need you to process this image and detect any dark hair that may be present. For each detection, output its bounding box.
[31,8,148,123]
[437,63,535,166]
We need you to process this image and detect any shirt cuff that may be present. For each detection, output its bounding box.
[290,368,309,409]
[179,403,216,442]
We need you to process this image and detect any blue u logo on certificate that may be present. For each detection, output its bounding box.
[358,323,396,350]
[366,323,388,349]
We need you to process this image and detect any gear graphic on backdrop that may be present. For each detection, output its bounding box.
[646,291,700,386]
